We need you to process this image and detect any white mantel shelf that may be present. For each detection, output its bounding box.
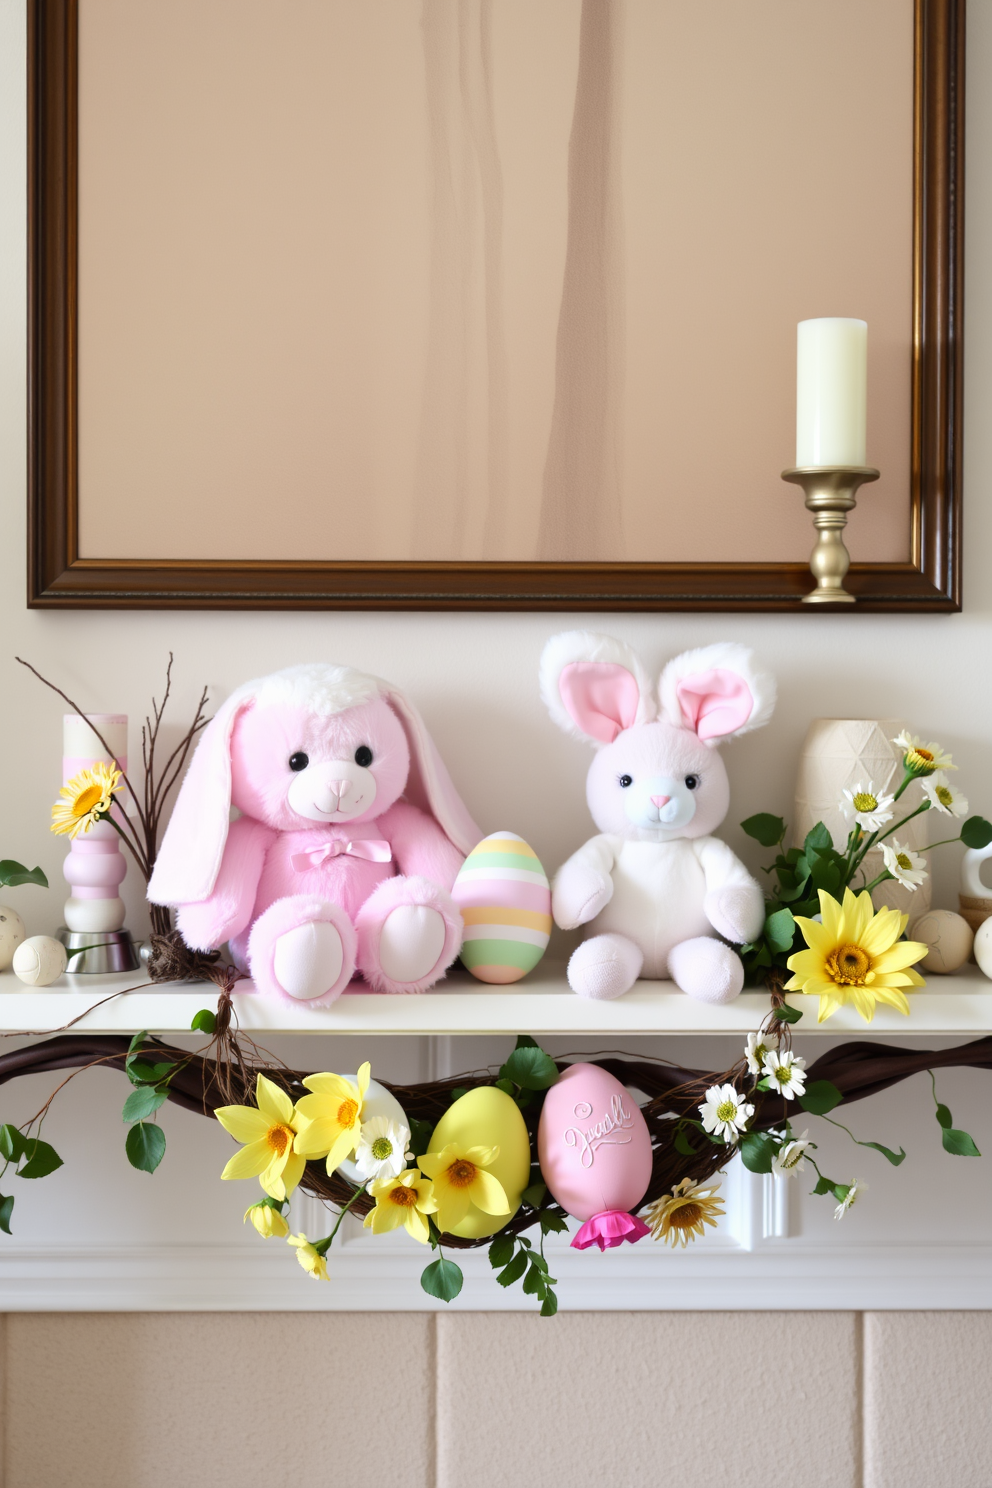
[0,962,989,1038]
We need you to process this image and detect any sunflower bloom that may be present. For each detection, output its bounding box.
[215,1073,306,1201]
[645,1177,724,1248]
[287,1233,329,1280]
[363,1168,437,1244]
[51,762,123,838]
[785,888,927,1023]
[293,1063,371,1175]
[418,1143,509,1233]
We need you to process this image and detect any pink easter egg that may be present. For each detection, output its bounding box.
[538,1063,653,1252]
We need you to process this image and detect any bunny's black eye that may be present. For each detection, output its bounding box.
[355,745,373,768]
[289,752,309,772]
[685,774,699,791]
[618,774,633,789]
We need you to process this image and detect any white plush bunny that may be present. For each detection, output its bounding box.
[540,632,776,1002]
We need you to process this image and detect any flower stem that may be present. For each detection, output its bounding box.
[322,1182,367,1250]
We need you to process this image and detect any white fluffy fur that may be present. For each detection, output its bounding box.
[540,631,655,744]
[658,643,777,739]
[240,663,382,717]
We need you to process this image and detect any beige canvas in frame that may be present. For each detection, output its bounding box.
[76,0,913,566]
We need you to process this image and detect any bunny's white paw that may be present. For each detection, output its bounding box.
[668,936,743,1004]
[274,921,346,1001]
[567,934,643,1000]
[704,885,764,945]
[552,862,614,930]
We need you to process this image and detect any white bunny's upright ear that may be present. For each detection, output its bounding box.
[658,643,776,743]
[540,631,654,746]
[147,686,254,907]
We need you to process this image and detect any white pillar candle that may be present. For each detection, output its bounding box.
[796,317,868,467]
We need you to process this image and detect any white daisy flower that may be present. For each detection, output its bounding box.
[920,771,968,818]
[762,1049,808,1100]
[352,1116,413,1185]
[744,1030,778,1077]
[881,839,928,891]
[892,732,955,776]
[834,1178,867,1220]
[772,1129,812,1176]
[841,781,895,832]
[699,1083,754,1144]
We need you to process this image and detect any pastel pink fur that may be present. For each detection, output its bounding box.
[151,664,479,1005]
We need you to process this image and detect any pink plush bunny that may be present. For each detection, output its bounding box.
[541,632,775,1003]
[148,664,480,1005]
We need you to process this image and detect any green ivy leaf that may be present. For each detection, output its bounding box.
[127,1030,150,1056]
[126,1060,176,1087]
[18,1139,63,1180]
[765,907,796,956]
[942,1127,981,1157]
[521,1181,547,1209]
[496,1250,529,1288]
[488,1233,515,1269]
[858,1140,906,1166]
[449,1087,469,1105]
[0,861,48,889]
[122,1087,169,1124]
[420,1256,464,1303]
[540,1291,559,1318]
[961,816,992,850]
[804,822,833,855]
[494,1078,515,1097]
[741,813,786,847]
[513,1035,539,1049]
[809,856,841,895]
[0,1124,26,1162]
[812,1175,836,1196]
[190,1008,217,1034]
[674,1127,698,1157]
[799,1080,844,1116]
[539,1209,569,1237]
[0,1194,13,1235]
[739,1131,775,1174]
[934,1103,953,1130]
[125,1122,166,1174]
[498,1045,559,1091]
[772,1002,803,1025]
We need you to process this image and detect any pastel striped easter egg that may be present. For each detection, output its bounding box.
[452,831,552,984]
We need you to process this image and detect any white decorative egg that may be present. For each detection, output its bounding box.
[909,909,973,975]
[973,918,992,981]
[12,935,68,987]
[452,832,552,983]
[0,906,25,972]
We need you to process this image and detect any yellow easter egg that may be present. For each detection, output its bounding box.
[452,831,552,983]
[426,1086,531,1239]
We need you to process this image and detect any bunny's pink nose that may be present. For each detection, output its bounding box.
[650,794,671,808]
[330,779,352,800]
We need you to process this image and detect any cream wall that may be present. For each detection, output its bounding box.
[2,2,992,1486]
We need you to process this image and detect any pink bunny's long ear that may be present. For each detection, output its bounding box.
[658,644,776,743]
[379,685,482,857]
[147,688,254,906]
[540,631,653,746]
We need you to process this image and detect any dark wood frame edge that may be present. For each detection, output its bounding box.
[26,0,965,614]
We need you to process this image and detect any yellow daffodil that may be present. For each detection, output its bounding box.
[293,1062,370,1175]
[287,1233,329,1280]
[785,887,927,1023]
[215,1074,305,1201]
[51,761,123,838]
[244,1201,290,1239]
[418,1143,509,1233]
[645,1177,725,1248]
[363,1168,437,1244]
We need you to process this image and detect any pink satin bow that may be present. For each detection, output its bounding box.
[291,839,393,873]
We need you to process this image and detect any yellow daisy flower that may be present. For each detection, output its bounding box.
[51,761,123,838]
[363,1168,437,1244]
[645,1177,725,1248]
[287,1233,329,1280]
[293,1062,371,1175]
[244,1201,290,1239]
[785,887,927,1024]
[418,1142,509,1233]
[215,1073,306,1201]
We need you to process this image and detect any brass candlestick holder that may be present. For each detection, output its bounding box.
[781,465,879,604]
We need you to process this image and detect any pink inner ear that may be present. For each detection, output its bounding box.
[677,668,753,740]
[559,662,640,744]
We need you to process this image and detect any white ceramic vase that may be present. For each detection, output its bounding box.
[793,718,931,917]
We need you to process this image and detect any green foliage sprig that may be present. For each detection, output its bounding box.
[0,861,48,891]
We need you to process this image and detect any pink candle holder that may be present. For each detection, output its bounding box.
[59,714,139,974]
